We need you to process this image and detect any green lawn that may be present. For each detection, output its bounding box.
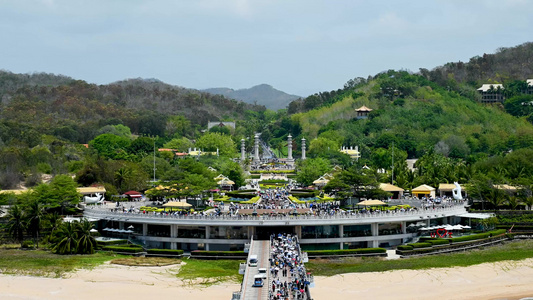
[306,239,533,276]
[0,249,125,277]
[176,258,243,286]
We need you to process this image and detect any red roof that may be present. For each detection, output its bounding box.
[124,191,142,197]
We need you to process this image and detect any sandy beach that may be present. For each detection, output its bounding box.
[1,259,533,300]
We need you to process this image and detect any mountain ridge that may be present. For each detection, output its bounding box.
[203,84,302,110]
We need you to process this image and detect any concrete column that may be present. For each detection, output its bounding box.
[370,240,379,248]
[340,242,344,250]
[142,223,148,236]
[206,225,210,240]
[287,134,293,160]
[401,221,407,234]
[301,138,306,160]
[339,224,344,238]
[118,221,124,230]
[170,224,178,238]
[295,225,302,239]
[371,223,379,236]
[171,242,177,250]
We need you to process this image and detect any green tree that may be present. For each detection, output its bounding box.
[296,158,331,186]
[308,137,340,157]
[195,132,236,157]
[24,198,45,248]
[164,137,193,152]
[89,133,132,160]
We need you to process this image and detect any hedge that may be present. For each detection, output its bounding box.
[103,245,144,253]
[427,239,450,246]
[407,242,433,249]
[306,248,386,256]
[396,245,413,250]
[190,250,246,257]
[147,249,184,255]
[97,239,128,246]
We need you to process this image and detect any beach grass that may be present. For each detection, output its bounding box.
[306,239,533,276]
[0,249,126,278]
[176,258,243,286]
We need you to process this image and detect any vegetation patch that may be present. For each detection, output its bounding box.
[110,257,181,266]
[176,259,242,286]
[0,249,124,277]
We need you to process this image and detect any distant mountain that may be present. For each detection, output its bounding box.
[203,84,301,110]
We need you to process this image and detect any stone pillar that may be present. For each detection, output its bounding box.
[287,134,293,160]
[401,221,406,234]
[301,138,306,160]
[241,139,246,161]
[253,134,260,162]
[142,223,148,236]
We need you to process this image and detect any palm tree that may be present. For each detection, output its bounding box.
[25,199,45,248]
[5,205,26,248]
[46,212,63,241]
[76,219,97,254]
[487,188,505,210]
[51,222,78,255]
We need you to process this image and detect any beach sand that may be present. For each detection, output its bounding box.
[1,259,533,300]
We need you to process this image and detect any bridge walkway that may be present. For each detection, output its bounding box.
[240,240,271,300]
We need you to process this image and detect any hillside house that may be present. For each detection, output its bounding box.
[477,84,505,103]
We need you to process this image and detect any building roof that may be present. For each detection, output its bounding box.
[379,183,404,192]
[0,189,28,195]
[438,183,462,191]
[494,184,517,191]
[477,84,504,92]
[412,184,436,192]
[313,177,329,185]
[78,186,106,195]
[355,105,373,112]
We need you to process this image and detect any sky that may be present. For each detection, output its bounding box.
[0,0,531,97]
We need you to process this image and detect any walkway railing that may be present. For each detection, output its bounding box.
[84,203,466,223]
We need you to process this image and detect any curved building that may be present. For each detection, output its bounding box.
[84,203,468,251]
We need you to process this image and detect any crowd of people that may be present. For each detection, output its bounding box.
[268,233,311,300]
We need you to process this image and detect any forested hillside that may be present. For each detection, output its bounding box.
[0,71,265,144]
